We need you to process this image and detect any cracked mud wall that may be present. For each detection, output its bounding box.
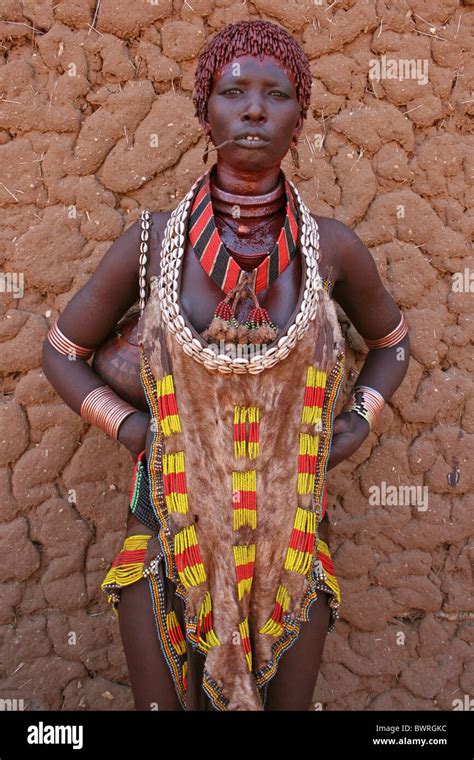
[0,0,473,711]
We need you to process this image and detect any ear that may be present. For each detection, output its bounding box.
[201,117,212,141]
[291,113,304,146]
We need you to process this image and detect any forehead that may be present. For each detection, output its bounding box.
[212,53,297,88]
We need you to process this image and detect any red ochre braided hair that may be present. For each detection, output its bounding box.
[192,20,313,126]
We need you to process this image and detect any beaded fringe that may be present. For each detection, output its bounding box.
[284,506,318,575]
[100,535,151,615]
[239,616,253,672]
[163,451,189,513]
[233,543,256,600]
[301,367,327,427]
[297,432,319,495]
[233,405,260,459]
[156,374,182,436]
[232,469,257,529]
[174,523,207,588]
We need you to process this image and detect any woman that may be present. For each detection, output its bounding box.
[42,20,409,711]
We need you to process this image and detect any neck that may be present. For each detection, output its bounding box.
[212,161,282,196]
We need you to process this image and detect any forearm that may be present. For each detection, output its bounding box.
[348,333,410,401]
[41,340,140,441]
[42,340,108,415]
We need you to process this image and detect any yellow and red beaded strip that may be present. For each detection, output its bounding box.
[232,470,257,530]
[259,583,291,637]
[233,543,256,600]
[101,535,149,599]
[247,406,260,459]
[156,374,182,436]
[301,367,327,427]
[174,523,221,654]
[163,451,189,514]
[174,524,207,588]
[196,591,221,653]
[166,610,186,656]
[297,432,319,495]
[256,355,346,691]
[239,617,253,672]
[233,405,260,459]
[316,540,341,603]
[284,506,318,576]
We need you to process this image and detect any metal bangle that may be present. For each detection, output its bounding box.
[47,319,95,360]
[80,386,137,439]
[363,313,408,350]
[342,385,385,431]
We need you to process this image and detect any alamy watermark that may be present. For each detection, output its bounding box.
[369,55,429,86]
[27,721,83,750]
[0,271,24,298]
[0,697,26,710]
[368,481,428,511]
[451,268,474,293]
[206,339,269,360]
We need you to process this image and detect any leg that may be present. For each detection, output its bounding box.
[118,577,183,711]
[263,589,331,711]
[117,519,183,711]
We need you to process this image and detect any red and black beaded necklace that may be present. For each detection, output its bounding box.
[188,166,299,296]
[186,166,301,345]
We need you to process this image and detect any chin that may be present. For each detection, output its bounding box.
[220,153,279,172]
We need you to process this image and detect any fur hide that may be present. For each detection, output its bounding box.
[139,280,345,710]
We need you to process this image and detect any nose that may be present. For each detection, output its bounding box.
[241,94,267,123]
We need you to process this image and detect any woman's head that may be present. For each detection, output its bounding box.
[192,20,312,171]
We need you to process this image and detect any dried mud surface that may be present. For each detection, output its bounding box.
[0,0,473,711]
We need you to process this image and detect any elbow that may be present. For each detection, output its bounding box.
[41,338,54,383]
[399,333,410,377]
[41,337,49,369]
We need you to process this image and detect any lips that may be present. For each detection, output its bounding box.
[235,129,268,140]
[234,131,270,148]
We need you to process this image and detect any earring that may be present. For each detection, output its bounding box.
[202,134,211,164]
[290,145,300,169]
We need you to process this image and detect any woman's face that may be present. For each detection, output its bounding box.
[204,53,304,172]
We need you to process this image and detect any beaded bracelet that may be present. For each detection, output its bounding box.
[342,384,385,431]
[47,319,95,360]
[80,386,137,440]
[363,312,408,350]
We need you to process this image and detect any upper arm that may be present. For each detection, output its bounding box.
[46,216,145,350]
[329,220,402,341]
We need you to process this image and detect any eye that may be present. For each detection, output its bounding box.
[222,87,289,98]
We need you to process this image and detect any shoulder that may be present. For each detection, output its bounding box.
[307,213,352,285]
[308,212,376,285]
[150,211,173,257]
[140,210,174,285]
[309,212,358,253]
[310,211,351,240]
[151,210,173,235]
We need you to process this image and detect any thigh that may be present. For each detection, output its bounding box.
[117,517,183,711]
[263,589,331,711]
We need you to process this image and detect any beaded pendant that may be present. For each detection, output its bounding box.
[202,270,278,345]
